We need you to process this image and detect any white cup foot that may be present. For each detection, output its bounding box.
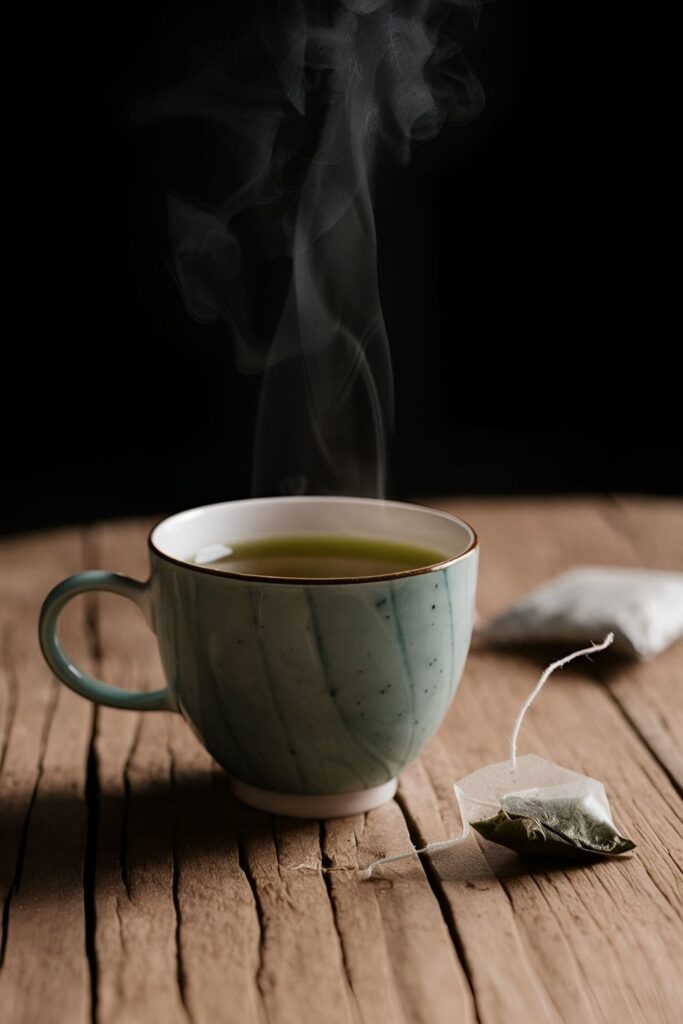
[231,777,398,818]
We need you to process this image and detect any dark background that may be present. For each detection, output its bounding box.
[6,0,681,535]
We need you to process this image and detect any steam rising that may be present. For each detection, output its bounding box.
[147,1,482,497]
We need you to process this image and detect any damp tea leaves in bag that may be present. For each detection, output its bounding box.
[460,756,635,861]
[362,634,635,877]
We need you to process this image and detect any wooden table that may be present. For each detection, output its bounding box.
[1,498,682,1024]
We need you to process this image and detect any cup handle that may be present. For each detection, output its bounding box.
[39,570,174,711]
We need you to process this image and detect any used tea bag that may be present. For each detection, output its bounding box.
[481,566,683,659]
[460,756,634,861]
[362,634,635,877]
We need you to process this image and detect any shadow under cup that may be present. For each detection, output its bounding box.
[151,497,478,817]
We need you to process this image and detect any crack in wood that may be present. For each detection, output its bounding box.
[483,861,586,1020]
[84,707,100,1024]
[85,597,103,663]
[415,750,561,1019]
[236,832,270,1023]
[119,717,142,902]
[0,678,59,969]
[597,682,682,799]
[319,821,362,1024]
[594,500,683,796]
[603,854,676,928]
[169,755,192,1023]
[593,856,682,969]
[81,530,102,1024]
[393,792,483,1024]
[638,860,683,921]
[523,871,598,1022]
[635,759,683,831]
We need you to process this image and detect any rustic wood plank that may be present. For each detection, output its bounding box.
[388,497,683,1023]
[599,497,683,790]
[86,521,187,1024]
[240,812,357,1024]
[397,754,562,1023]
[0,528,93,1024]
[2,501,681,1024]
[89,520,266,1024]
[456,495,683,791]
[320,801,477,1024]
[171,739,265,1024]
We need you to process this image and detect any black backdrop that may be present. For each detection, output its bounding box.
[6,0,681,534]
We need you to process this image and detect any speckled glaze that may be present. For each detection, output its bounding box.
[152,549,477,794]
[39,497,478,805]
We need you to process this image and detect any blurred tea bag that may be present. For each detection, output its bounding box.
[362,634,635,877]
[481,566,683,659]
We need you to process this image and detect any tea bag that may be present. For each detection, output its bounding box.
[361,634,635,877]
[459,756,634,861]
[481,566,683,659]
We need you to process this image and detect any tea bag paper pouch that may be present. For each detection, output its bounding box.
[457,755,634,862]
[481,566,683,658]
[362,634,635,877]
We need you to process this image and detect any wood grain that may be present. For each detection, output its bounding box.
[452,496,683,791]
[0,529,93,1024]
[600,498,683,791]
[420,498,683,1022]
[0,500,681,1024]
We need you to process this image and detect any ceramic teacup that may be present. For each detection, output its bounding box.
[39,497,478,817]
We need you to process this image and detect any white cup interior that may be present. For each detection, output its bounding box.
[151,497,475,573]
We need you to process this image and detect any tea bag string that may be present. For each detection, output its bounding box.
[509,632,614,769]
[360,632,615,878]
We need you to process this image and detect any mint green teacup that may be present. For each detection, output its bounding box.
[39,497,478,818]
